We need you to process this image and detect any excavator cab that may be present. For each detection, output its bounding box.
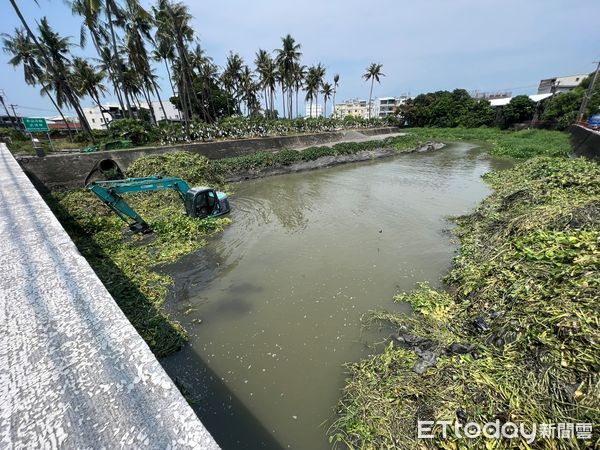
[184,187,231,219]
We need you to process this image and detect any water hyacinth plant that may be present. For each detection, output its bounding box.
[329,155,600,449]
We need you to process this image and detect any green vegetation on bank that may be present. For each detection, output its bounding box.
[408,127,571,158]
[47,188,230,357]
[128,134,422,177]
[329,135,599,448]
[4,116,400,155]
[47,133,422,358]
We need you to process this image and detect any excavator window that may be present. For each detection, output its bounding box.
[194,190,220,217]
[195,192,209,217]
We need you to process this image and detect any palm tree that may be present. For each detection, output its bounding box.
[75,0,135,117]
[7,1,93,136]
[321,82,333,118]
[312,63,325,117]
[152,38,176,97]
[2,28,73,134]
[154,0,197,128]
[363,63,385,119]
[275,34,302,119]
[223,52,244,115]
[105,0,135,117]
[123,0,169,124]
[255,49,273,116]
[37,17,94,132]
[292,62,306,118]
[71,57,110,127]
[332,73,340,118]
[240,66,259,117]
[276,60,286,118]
[304,66,319,117]
[70,0,126,115]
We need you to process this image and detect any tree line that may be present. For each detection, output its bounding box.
[4,0,387,141]
[399,79,599,130]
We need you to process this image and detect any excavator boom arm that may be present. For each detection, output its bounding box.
[87,176,192,233]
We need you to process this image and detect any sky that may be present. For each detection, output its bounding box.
[1,0,599,118]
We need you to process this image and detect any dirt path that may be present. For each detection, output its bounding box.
[295,131,407,151]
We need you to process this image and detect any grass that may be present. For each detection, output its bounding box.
[329,146,600,447]
[407,127,572,158]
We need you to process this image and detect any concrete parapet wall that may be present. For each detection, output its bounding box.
[0,143,219,449]
[16,127,400,190]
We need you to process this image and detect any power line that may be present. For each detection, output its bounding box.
[12,104,57,112]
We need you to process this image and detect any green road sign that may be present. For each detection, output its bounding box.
[23,117,49,132]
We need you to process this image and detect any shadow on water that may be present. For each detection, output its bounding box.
[161,344,284,449]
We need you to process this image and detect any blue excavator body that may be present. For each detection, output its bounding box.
[87,175,230,233]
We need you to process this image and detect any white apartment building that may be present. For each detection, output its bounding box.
[537,74,589,94]
[305,101,323,118]
[373,96,409,118]
[152,101,181,122]
[334,96,409,119]
[83,101,181,130]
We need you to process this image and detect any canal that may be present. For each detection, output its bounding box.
[160,142,512,449]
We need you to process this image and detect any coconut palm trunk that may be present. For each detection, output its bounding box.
[105,2,134,118]
[153,82,168,123]
[163,58,176,97]
[281,84,286,118]
[92,93,110,129]
[368,78,375,119]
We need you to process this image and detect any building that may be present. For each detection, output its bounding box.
[333,99,370,119]
[489,93,554,107]
[46,116,81,132]
[305,101,323,118]
[83,101,181,130]
[334,96,409,119]
[0,114,21,130]
[470,91,513,100]
[537,74,588,94]
[153,101,181,122]
[373,96,409,118]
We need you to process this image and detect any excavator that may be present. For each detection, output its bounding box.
[85,159,230,233]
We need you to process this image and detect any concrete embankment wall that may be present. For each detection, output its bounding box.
[17,127,399,190]
[570,124,600,160]
[0,143,220,449]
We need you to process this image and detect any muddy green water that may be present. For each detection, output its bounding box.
[161,142,512,449]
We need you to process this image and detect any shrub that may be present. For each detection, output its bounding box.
[0,127,28,142]
[127,151,223,186]
[108,119,154,146]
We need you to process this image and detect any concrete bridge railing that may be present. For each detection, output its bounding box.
[0,143,219,449]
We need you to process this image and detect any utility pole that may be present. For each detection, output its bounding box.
[9,105,21,129]
[0,92,18,129]
[577,61,600,123]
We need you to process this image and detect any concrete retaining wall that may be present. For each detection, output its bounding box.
[570,124,600,160]
[0,143,220,449]
[16,127,399,190]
